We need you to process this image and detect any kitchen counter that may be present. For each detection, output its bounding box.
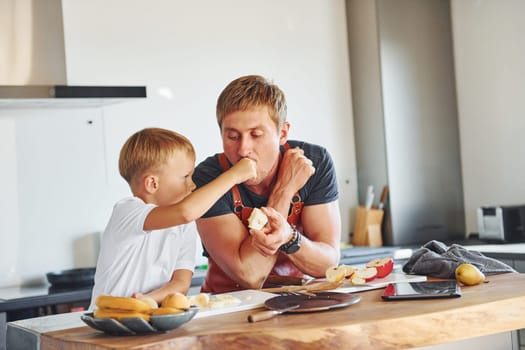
[8,273,525,350]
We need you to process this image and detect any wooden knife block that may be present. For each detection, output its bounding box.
[351,206,384,247]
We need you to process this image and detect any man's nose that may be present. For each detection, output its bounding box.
[238,137,253,157]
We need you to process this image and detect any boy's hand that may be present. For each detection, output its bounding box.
[231,157,257,183]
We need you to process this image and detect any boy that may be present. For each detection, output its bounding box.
[90,127,255,308]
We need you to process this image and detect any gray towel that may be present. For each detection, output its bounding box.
[402,240,516,278]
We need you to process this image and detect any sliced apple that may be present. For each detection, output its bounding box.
[350,267,378,285]
[341,265,356,279]
[325,265,347,283]
[366,257,394,278]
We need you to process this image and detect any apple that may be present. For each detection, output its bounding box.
[366,257,394,278]
[341,265,356,279]
[350,267,378,285]
[325,265,347,283]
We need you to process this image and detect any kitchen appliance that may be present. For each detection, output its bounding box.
[0,0,146,107]
[477,205,525,242]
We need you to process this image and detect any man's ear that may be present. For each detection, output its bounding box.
[144,175,159,194]
[279,121,290,145]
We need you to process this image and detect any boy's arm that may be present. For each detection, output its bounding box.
[134,269,193,304]
[144,158,255,230]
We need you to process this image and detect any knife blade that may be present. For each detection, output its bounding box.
[247,304,300,323]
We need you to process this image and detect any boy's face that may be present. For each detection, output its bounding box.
[154,150,196,206]
[220,106,288,187]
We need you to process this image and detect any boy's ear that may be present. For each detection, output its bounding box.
[144,175,159,194]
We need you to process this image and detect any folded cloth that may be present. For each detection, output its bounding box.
[402,240,516,278]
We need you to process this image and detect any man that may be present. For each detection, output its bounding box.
[193,75,341,293]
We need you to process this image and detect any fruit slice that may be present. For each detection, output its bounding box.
[366,257,394,278]
[350,267,378,285]
[341,265,356,279]
[247,208,268,230]
[325,265,347,283]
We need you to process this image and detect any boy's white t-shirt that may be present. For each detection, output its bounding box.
[89,197,197,309]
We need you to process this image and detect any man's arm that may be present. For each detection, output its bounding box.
[196,213,279,289]
[282,201,341,277]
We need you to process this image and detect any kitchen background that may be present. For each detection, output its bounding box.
[0,0,523,288]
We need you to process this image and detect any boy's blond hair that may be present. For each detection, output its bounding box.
[216,75,287,130]
[119,128,195,187]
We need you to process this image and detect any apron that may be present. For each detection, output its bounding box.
[201,143,305,293]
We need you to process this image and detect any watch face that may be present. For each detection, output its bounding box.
[285,243,300,254]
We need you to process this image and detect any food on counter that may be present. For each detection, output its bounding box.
[93,294,188,321]
[94,308,151,321]
[455,263,485,286]
[325,265,348,283]
[95,295,151,313]
[365,257,394,278]
[350,267,378,285]
[247,207,268,230]
[149,307,184,315]
[188,293,241,309]
[325,256,394,286]
[161,292,191,309]
[188,293,211,307]
[137,295,159,309]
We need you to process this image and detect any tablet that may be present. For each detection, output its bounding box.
[381,280,461,301]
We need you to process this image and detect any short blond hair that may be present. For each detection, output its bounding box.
[216,75,287,130]
[119,128,195,186]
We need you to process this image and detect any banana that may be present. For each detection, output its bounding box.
[93,308,150,321]
[149,307,184,316]
[95,295,151,313]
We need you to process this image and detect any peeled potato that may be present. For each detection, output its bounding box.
[161,292,191,309]
[248,208,268,230]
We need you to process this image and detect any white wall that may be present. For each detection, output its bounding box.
[451,0,525,234]
[0,0,356,287]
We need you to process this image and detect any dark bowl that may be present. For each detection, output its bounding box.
[46,267,96,287]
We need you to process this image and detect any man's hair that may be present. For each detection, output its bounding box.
[216,75,287,130]
[119,127,195,185]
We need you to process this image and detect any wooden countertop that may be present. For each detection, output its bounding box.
[39,273,525,350]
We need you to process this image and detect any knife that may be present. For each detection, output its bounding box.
[247,304,300,323]
[378,185,389,210]
[365,185,374,210]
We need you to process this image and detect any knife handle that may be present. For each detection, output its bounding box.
[247,310,279,323]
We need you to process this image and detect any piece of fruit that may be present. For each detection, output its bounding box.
[161,292,191,309]
[341,265,356,279]
[350,267,378,285]
[95,295,151,313]
[136,295,158,309]
[189,293,211,307]
[366,257,394,278]
[325,265,347,283]
[455,263,485,286]
[247,208,268,230]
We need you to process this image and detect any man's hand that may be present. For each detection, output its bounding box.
[277,147,315,194]
[249,207,292,256]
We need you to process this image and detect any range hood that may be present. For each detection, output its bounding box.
[0,0,146,108]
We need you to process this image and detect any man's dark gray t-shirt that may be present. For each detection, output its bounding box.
[193,140,339,219]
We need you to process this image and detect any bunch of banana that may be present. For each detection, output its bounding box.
[94,293,190,320]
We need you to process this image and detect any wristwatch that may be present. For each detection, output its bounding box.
[279,225,302,254]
